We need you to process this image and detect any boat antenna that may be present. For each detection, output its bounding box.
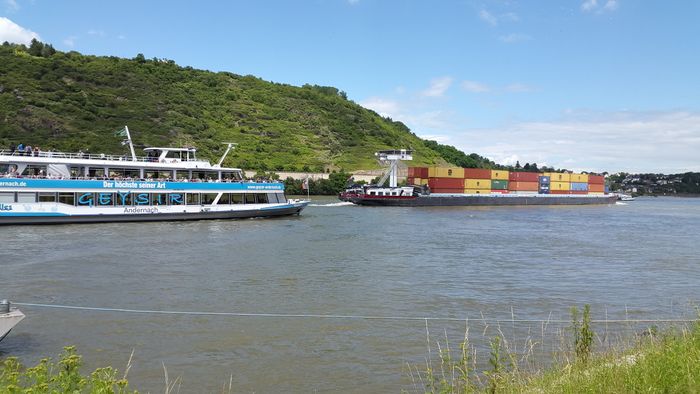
[123,126,137,161]
[216,142,238,167]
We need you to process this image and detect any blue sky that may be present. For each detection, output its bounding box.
[2,0,699,173]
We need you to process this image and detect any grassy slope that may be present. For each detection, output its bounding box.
[0,44,480,172]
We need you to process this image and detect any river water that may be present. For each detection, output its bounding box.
[2,197,699,392]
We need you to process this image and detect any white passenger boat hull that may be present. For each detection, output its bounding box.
[0,310,25,342]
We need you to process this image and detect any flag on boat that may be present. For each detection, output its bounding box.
[301,177,309,190]
[114,127,128,137]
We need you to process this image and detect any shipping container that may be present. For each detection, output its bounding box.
[545,172,571,182]
[538,176,551,184]
[428,167,463,178]
[490,190,509,194]
[509,172,540,182]
[508,181,539,191]
[491,170,510,180]
[550,182,571,191]
[407,176,414,184]
[570,182,589,191]
[428,177,465,192]
[408,167,428,178]
[463,168,491,179]
[570,173,589,183]
[569,190,587,194]
[464,179,492,189]
[510,191,539,195]
[432,188,463,194]
[588,183,604,192]
[550,190,571,194]
[491,180,508,190]
[589,192,605,195]
[588,175,605,184]
[464,189,491,194]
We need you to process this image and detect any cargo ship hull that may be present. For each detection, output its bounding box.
[340,193,618,207]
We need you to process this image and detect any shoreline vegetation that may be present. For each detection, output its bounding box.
[2,307,698,393]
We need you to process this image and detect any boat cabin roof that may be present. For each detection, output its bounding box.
[144,147,197,153]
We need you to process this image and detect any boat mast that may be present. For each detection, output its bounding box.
[216,142,237,167]
[375,149,413,187]
[124,126,137,161]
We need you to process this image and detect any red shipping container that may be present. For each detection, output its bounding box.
[589,183,604,192]
[508,181,539,191]
[490,190,508,194]
[432,188,464,193]
[588,175,604,184]
[419,167,429,178]
[550,190,571,194]
[407,177,415,184]
[429,177,464,190]
[509,172,540,182]
[408,167,429,178]
[569,190,587,194]
[463,168,491,179]
[408,168,416,178]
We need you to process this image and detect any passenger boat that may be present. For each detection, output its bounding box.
[0,300,24,343]
[0,127,308,224]
[339,150,618,206]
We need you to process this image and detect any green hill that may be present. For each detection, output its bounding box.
[0,40,496,172]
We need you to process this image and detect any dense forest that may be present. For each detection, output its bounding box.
[0,40,502,173]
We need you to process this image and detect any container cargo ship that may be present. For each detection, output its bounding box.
[339,150,617,206]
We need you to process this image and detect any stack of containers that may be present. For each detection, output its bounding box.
[588,174,605,194]
[508,172,539,194]
[463,168,492,194]
[490,170,509,194]
[569,173,589,194]
[538,175,551,194]
[428,166,465,193]
[407,167,429,186]
[546,172,571,194]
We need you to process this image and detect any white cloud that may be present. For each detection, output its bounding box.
[63,36,76,48]
[419,134,451,143]
[582,0,619,13]
[4,0,18,11]
[360,97,401,118]
[421,76,453,97]
[479,9,498,26]
[461,80,490,93]
[499,33,531,43]
[453,110,700,173]
[88,29,105,37]
[504,83,535,93]
[0,17,39,45]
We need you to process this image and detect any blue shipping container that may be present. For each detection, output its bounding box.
[539,176,551,184]
[570,182,589,191]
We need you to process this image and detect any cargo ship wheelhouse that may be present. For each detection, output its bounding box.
[0,128,308,224]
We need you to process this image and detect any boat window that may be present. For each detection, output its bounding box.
[221,172,234,182]
[186,193,200,205]
[191,171,206,180]
[108,168,126,178]
[123,168,140,179]
[231,194,244,204]
[267,193,279,203]
[38,192,57,202]
[278,194,287,204]
[76,192,94,206]
[201,193,218,205]
[145,170,172,180]
[176,171,189,180]
[0,192,15,203]
[245,194,256,204]
[17,192,36,203]
[378,192,384,196]
[133,193,150,205]
[207,171,219,181]
[217,193,230,204]
[116,192,133,206]
[169,193,184,205]
[23,165,47,177]
[150,193,167,206]
[369,191,376,195]
[257,194,268,204]
[58,192,75,205]
[96,193,115,206]
[165,150,183,159]
[88,167,105,178]
[70,167,81,178]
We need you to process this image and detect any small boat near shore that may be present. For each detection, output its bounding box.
[0,127,308,224]
[0,300,24,343]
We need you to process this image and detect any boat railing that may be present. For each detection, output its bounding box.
[0,149,198,163]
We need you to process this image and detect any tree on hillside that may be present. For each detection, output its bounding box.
[28,38,44,56]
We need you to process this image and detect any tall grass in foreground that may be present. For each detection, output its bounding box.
[0,346,137,394]
[408,305,700,393]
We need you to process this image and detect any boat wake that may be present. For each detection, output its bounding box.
[616,202,628,206]
[309,202,354,207]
